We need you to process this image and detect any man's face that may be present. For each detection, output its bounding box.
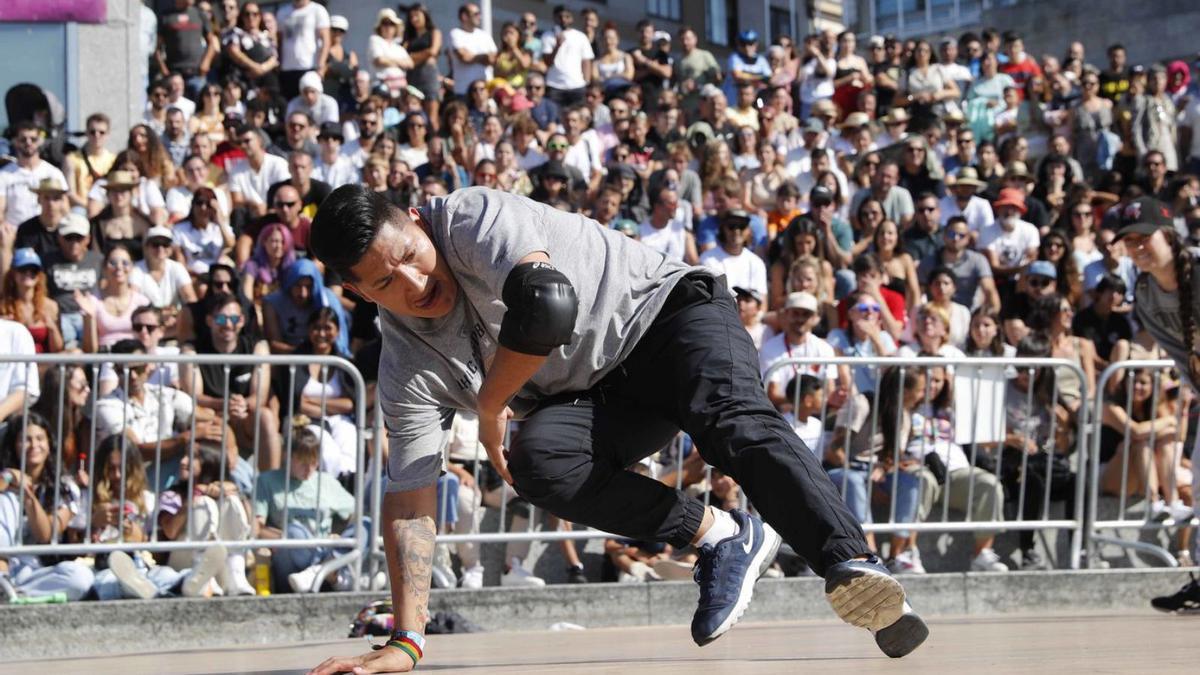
[943,222,969,252]
[346,213,460,319]
[86,122,109,149]
[274,188,302,224]
[876,165,898,191]
[593,192,620,222]
[59,233,88,261]
[738,84,756,108]
[238,130,262,159]
[302,87,319,106]
[287,115,310,146]
[564,110,584,137]
[183,158,209,187]
[784,307,815,336]
[546,136,568,161]
[462,3,481,28]
[13,129,41,160]
[289,153,313,184]
[289,277,314,306]
[656,188,679,214]
[358,112,381,138]
[166,111,185,137]
[916,198,939,231]
[556,9,573,29]
[39,191,68,223]
[940,41,958,63]
[1146,154,1166,180]
[132,312,162,350]
[1110,48,1126,70]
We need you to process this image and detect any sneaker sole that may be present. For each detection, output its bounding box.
[826,566,906,631]
[183,545,228,598]
[109,551,157,600]
[695,522,783,647]
[874,609,929,658]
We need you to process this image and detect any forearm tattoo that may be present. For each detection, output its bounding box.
[393,513,436,628]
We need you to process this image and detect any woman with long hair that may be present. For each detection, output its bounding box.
[916,269,971,349]
[127,124,177,190]
[1038,230,1083,308]
[87,152,167,226]
[783,257,838,336]
[1026,292,1097,416]
[744,142,791,213]
[240,222,296,306]
[0,249,63,354]
[396,112,431,171]
[439,99,477,169]
[699,139,738,196]
[190,84,227,145]
[852,196,886,256]
[732,126,761,176]
[77,244,151,353]
[1062,196,1102,272]
[91,169,156,260]
[0,413,94,600]
[1068,68,1114,181]
[221,2,279,91]
[496,21,533,87]
[872,219,921,310]
[322,15,358,103]
[494,140,533,196]
[402,3,443,132]
[31,365,92,476]
[901,40,959,126]
[770,217,834,312]
[592,25,633,88]
[963,307,1015,357]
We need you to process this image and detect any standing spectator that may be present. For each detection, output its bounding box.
[832,32,873,118]
[174,187,235,276]
[0,122,68,231]
[286,72,339,126]
[403,5,443,131]
[229,126,291,218]
[999,32,1043,98]
[313,123,358,188]
[1098,43,1130,103]
[162,107,192,167]
[699,210,768,301]
[675,26,721,119]
[592,26,633,90]
[1132,65,1178,172]
[799,32,837,120]
[447,3,497,98]
[322,15,358,103]
[1068,70,1114,181]
[0,250,63,354]
[221,2,280,92]
[64,113,117,210]
[724,30,771,104]
[42,214,101,349]
[631,21,674,105]
[542,6,594,107]
[275,0,331,100]
[366,8,413,96]
[156,0,219,97]
[870,36,904,117]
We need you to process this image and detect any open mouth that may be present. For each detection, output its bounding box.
[414,280,439,310]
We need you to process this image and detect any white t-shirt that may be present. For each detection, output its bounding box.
[759,331,838,388]
[228,154,291,205]
[0,320,38,402]
[95,383,194,445]
[544,28,594,91]
[978,219,1040,269]
[173,218,233,274]
[448,27,497,95]
[698,247,768,300]
[367,34,412,85]
[89,177,166,220]
[276,1,330,71]
[285,93,340,125]
[131,259,192,308]
[313,155,360,189]
[799,56,835,105]
[564,132,603,182]
[1,161,67,226]
[638,205,693,262]
[938,194,994,233]
[165,184,231,223]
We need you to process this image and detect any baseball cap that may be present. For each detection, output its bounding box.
[868,35,885,49]
[802,117,825,134]
[733,286,763,305]
[317,121,344,141]
[784,292,819,313]
[1114,196,1176,241]
[11,248,41,270]
[738,30,759,44]
[721,209,752,228]
[58,212,90,238]
[145,226,174,243]
[653,30,671,44]
[1027,260,1057,280]
[330,15,349,32]
[810,185,835,207]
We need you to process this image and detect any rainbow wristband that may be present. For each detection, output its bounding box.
[386,630,425,666]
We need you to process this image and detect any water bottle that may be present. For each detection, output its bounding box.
[254,547,272,596]
[11,592,68,605]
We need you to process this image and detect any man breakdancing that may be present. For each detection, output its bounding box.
[307,186,928,674]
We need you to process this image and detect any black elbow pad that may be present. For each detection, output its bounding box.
[499,261,578,356]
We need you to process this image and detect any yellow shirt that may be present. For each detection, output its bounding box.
[65,147,116,203]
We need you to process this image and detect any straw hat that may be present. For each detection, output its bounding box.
[103,170,139,190]
[951,166,986,190]
[28,177,67,196]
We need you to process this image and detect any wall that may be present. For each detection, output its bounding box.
[75,0,143,141]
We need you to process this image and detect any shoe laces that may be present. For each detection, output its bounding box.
[693,544,732,604]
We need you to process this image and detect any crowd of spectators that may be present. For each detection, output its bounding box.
[2,0,1199,602]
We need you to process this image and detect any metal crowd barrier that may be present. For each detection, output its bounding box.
[0,353,368,593]
[1087,359,1198,568]
[763,356,1090,569]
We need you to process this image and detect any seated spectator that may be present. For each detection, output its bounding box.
[166,154,232,225]
[91,170,156,260]
[0,319,38,440]
[821,387,879,554]
[900,303,967,360]
[86,434,229,600]
[77,244,151,353]
[1038,229,1083,307]
[241,222,297,309]
[783,374,827,454]
[178,260,261,346]
[272,308,357,478]
[1072,273,1133,367]
[132,227,198,338]
[12,178,71,263]
[267,152,331,221]
[0,412,93,601]
[86,152,168,226]
[964,308,1016,358]
[763,183,802,244]
[286,72,339,126]
[43,213,101,350]
[173,187,236,276]
[254,422,359,594]
[759,292,845,410]
[872,218,921,310]
[494,140,533,196]
[228,125,291,220]
[785,257,839,337]
[770,216,835,311]
[31,365,92,475]
[734,286,768,349]
[97,305,179,396]
[1026,293,1096,416]
[939,166,994,234]
[263,258,348,355]
[0,249,63,354]
[828,289,898,396]
[181,293,279,471]
[699,209,767,299]
[156,443,255,596]
[313,122,360,189]
[836,254,906,340]
[877,365,1008,574]
[918,215,1000,310]
[913,269,971,348]
[978,187,1039,289]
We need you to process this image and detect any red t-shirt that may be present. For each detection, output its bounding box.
[1001,58,1043,100]
[837,286,907,331]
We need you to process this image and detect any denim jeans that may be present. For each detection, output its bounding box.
[271,517,372,582]
[826,467,873,524]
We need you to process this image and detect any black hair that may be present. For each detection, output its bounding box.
[928,266,958,288]
[1014,333,1057,405]
[131,304,160,323]
[1026,292,1067,334]
[946,215,968,229]
[784,373,823,403]
[1095,272,1128,296]
[206,292,241,316]
[110,338,145,356]
[0,411,60,509]
[852,252,883,276]
[309,184,398,282]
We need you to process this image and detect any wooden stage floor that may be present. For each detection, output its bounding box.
[4,612,1195,674]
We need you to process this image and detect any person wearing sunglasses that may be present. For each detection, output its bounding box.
[827,289,898,399]
[96,305,178,398]
[132,226,199,341]
[307,185,929,674]
[228,124,291,219]
[918,216,1000,312]
[77,244,151,354]
[64,113,117,210]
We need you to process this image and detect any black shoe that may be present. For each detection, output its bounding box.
[1150,573,1200,614]
[566,565,588,584]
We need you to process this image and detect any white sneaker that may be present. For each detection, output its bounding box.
[1177,550,1194,568]
[909,548,927,574]
[108,551,157,600]
[1150,499,1169,519]
[1166,501,1195,523]
[627,561,661,582]
[970,548,1009,572]
[219,552,256,596]
[430,544,458,589]
[888,549,927,575]
[288,564,323,593]
[460,564,484,589]
[500,563,545,587]
[182,544,228,598]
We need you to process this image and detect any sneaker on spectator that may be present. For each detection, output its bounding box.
[1150,499,1169,520]
[566,564,588,584]
[1020,548,1050,571]
[825,554,928,657]
[431,544,457,589]
[970,548,1009,572]
[108,551,157,600]
[887,550,925,575]
[183,544,228,598]
[761,565,784,579]
[909,547,927,574]
[627,561,662,582]
[1150,573,1200,614]
[1177,550,1194,568]
[460,564,485,589]
[219,552,256,596]
[288,563,323,593]
[690,509,781,646]
[0,573,18,602]
[652,559,695,581]
[501,561,545,588]
[1166,501,1195,523]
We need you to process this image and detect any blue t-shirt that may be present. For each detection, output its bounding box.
[724,52,771,101]
[697,214,769,250]
[827,328,896,394]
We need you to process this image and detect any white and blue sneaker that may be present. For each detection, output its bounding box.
[690,509,782,646]
[825,555,929,658]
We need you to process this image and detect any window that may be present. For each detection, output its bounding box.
[705,0,737,46]
[647,0,681,21]
[769,8,793,44]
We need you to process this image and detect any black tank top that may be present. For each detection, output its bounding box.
[193,332,257,398]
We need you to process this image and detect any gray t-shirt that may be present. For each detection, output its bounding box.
[1134,251,1200,388]
[918,249,993,308]
[379,187,698,491]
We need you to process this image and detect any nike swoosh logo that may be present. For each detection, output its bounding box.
[742,523,754,555]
